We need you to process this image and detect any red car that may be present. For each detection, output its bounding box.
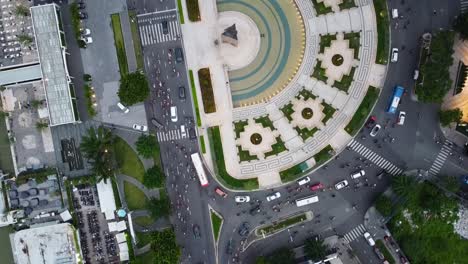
[366,116,377,128]
[310,183,325,191]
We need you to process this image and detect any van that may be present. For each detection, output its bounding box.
[180,125,187,138]
[351,169,365,179]
[170,106,178,122]
[117,102,129,114]
[215,187,227,198]
[297,176,310,186]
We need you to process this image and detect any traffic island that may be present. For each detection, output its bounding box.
[255,212,310,237]
[210,208,223,243]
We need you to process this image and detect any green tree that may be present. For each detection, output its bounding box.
[148,229,181,263]
[439,108,462,127]
[17,34,33,45]
[35,121,49,131]
[135,134,158,158]
[375,195,393,217]
[454,12,468,40]
[265,247,295,264]
[80,126,115,183]
[118,72,149,106]
[15,5,30,16]
[392,174,414,199]
[304,236,328,261]
[147,190,171,219]
[441,175,460,194]
[143,166,165,188]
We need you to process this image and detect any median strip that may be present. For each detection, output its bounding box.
[110,13,129,77]
[256,213,308,237]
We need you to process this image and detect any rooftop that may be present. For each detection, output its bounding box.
[30,4,75,126]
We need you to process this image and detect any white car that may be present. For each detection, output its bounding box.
[235,196,250,203]
[170,106,178,122]
[180,125,187,138]
[266,192,281,202]
[370,124,381,137]
[117,102,129,114]
[132,124,148,132]
[391,48,399,62]
[82,36,93,44]
[351,169,365,179]
[364,232,375,246]
[297,176,310,186]
[397,111,406,125]
[334,180,349,190]
[81,28,91,36]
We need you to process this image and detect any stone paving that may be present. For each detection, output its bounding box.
[320,33,357,86]
[181,0,386,188]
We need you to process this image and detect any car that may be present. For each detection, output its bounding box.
[178,86,186,100]
[310,182,325,191]
[365,115,376,128]
[78,12,88,20]
[80,28,91,36]
[215,187,227,198]
[181,125,186,138]
[188,127,197,139]
[235,196,250,203]
[350,169,365,179]
[391,8,398,19]
[297,176,310,186]
[162,21,169,34]
[249,205,260,215]
[463,175,468,185]
[363,232,375,246]
[266,192,281,202]
[370,124,381,137]
[192,224,201,239]
[391,48,399,62]
[170,106,178,122]
[81,37,93,44]
[397,111,406,125]
[237,222,250,236]
[374,248,385,260]
[133,124,148,132]
[334,180,349,190]
[117,102,129,113]
[175,47,184,63]
[413,69,419,80]
[151,118,163,129]
[226,239,233,255]
[77,2,86,9]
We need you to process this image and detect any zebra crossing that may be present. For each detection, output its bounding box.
[156,129,186,142]
[347,140,403,175]
[138,20,180,46]
[428,141,452,176]
[343,224,367,243]
[462,0,468,13]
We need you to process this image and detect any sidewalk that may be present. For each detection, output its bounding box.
[441,125,467,147]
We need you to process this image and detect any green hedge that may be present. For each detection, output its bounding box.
[374,0,390,64]
[237,146,258,162]
[312,60,328,83]
[333,67,356,93]
[16,168,57,185]
[128,11,144,70]
[186,0,201,22]
[344,32,360,59]
[344,86,379,135]
[311,0,333,15]
[176,0,185,24]
[199,135,206,153]
[264,137,288,158]
[110,13,128,76]
[211,210,222,242]
[319,34,337,53]
[321,102,336,124]
[280,162,308,182]
[280,103,295,122]
[208,126,259,190]
[258,213,307,235]
[189,70,202,126]
[314,145,333,165]
[198,68,216,113]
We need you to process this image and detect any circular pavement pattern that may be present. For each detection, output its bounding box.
[217,0,305,107]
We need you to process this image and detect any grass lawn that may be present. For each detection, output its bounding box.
[319,34,337,53]
[311,60,328,83]
[151,140,162,168]
[344,86,379,135]
[374,0,390,64]
[314,145,334,165]
[124,181,147,211]
[339,0,357,10]
[113,136,145,182]
[233,120,249,139]
[136,231,153,247]
[237,146,258,162]
[311,0,333,15]
[296,88,316,100]
[376,240,395,264]
[280,103,295,122]
[208,126,259,190]
[264,137,288,158]
[254,115,275,130]
[69,3,81,40]
[128,11,144,70]
[199,135,206,153]
[258,213,307,235]
[134,215,155,227]
[295,127,319,141]
[176,0,185,24]
[280,162,308,182]
[0,108,14,174]
[110,13,129,76]
[210,210,223,242]
[134,251,156,264]
[186,0,201,22]
[189,70,202,126]
[111,177,122,208]
[344,32,360,59]
[198,68,216,113]
[321,102,336,124]
[333,67,356,93]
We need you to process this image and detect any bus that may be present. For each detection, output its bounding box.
[387,86,405,114]
[191,153,209,187]
[295,195,319,207]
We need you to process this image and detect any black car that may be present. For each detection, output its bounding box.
[77,2,86,9]
[175,47,184,63]
[192,224,201,239]
[162,21,169,35]
[178,86,186,100]
[237,222,250,236]
[78,12,88,20]
[188,128,197,139]
[226,239,233,255]
[151,118,163,129]
[249,205,260,216]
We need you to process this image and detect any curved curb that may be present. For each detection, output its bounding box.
[208,205,223,264]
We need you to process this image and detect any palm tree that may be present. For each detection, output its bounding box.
[80,126,115,182]
[392,174,415,198]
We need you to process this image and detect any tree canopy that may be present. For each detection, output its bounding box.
[118,71,149,106]
[148,229,181,264]
[80,126,115,182]
[454,12,468,40]
[304,236,329,261]
[147,190,171,219]
[375,195,393,217]
[136,134,158,158]
[143,166,165,188]
[439,108,462,127]
[259,247,295,264]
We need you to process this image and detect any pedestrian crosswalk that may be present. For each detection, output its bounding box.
[462,0,468,13]
[428,141,452,176]
[156,129,186,142]
[347,140,403,175]
[138,20,180,46]
[343,224,366,243]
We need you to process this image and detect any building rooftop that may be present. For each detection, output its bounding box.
[0,63,42,86]
[30,4,75,126]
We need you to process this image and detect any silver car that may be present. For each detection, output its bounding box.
[235,196,250,203]
[266,192,281,202]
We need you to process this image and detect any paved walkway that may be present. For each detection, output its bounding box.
[116,173,160,199]
[120,10,138,73]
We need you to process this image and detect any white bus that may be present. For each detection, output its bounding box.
[191,153,209,187]
[295,195,319,207]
